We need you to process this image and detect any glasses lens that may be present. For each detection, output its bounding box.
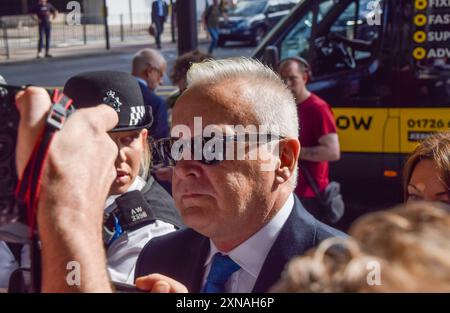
[150,137,227,167]
[150,134,284,168]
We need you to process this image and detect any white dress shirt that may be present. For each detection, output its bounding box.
[0,241,30,289]
[201,193,294,293]
[105,176,176,284]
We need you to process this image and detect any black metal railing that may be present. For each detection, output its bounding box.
[0,13,198,59]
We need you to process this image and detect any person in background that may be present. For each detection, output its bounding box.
[133,58,345,293]
[271,201,450,292]
[62,71,183,284]
[203,0,226,54]
[132,49,171,193]
[278,57,340,222]
[154,50,213,190]
[30,0,58,58]
[132,49,169,141]
[403,131,450,205]
[151,0,169,49]
[12,58,345,293]
[166,50,212,113]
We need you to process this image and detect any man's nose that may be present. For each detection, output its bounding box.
[173,160,203,179]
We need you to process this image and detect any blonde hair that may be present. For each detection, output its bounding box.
[139,138,151,181]
[271,202,450,292]
[403,131,450,201]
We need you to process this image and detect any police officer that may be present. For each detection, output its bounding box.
[63,71,183,283]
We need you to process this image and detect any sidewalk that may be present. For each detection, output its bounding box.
[0,27,209,64]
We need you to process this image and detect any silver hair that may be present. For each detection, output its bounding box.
[132,48,166,74]
[186,57,300,186]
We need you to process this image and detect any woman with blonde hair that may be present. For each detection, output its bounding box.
[63,71,183,284]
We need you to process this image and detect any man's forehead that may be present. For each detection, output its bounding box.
[173,82,258,126]
[280,61,301,72]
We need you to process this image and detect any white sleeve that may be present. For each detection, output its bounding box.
[106,220,176,284]
[0,241,19,289]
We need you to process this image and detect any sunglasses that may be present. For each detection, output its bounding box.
[150,133,286,167]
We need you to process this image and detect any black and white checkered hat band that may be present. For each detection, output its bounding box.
[129,106,146,126]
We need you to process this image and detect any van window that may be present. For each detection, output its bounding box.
[312,0,383,76]
[278,0,337,60]
[266,3,280,14]
[280,10,313,59]
[318,0,337,24]
[277,0,383,76]
[279,1,297,12]
[228,0,267,16]
[330,2,357,40]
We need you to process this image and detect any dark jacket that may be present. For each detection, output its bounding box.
[151,0,169,24]
[140,176,183,228]
[137,80,169,140]
[135,194,346,292]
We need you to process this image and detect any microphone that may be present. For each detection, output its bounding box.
[114,190,156,232]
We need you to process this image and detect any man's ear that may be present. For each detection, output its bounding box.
[302,72,309,85]
[275,138,300,185]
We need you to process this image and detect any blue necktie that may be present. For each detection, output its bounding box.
[201,253,241,293]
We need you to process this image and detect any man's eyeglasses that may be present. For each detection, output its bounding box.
[150,133,286,166]
[146,63,164,78]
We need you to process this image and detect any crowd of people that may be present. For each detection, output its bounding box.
[0,40,449,293]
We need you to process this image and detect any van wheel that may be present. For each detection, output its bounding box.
[251,27,266,46]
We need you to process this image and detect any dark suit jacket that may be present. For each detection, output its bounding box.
[135,195,346,292]
[137,80,169,140]
[151,0,169,24]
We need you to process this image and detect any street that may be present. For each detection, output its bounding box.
[0,41,254,88]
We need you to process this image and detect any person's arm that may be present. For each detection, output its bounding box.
[16,88,118,292]
[300,133,340,162]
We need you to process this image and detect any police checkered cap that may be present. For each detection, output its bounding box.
[63,71,153,132]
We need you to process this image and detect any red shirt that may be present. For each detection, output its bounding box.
[295,93,337,198]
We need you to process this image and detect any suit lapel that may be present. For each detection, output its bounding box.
[182,232,210,292]
[252,195,317,292]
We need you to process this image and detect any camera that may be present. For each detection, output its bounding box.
[0,76,25,228]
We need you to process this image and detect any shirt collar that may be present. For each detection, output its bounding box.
[135,77,148,88]
[204,193,294,278]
